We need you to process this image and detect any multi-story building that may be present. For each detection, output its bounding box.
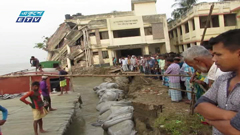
[168,1,240,53]
[46,0,171,68]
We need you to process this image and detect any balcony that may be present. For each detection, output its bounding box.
[112,36,143,46]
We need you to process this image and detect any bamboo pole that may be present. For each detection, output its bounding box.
[190,86,196,115]
[0,74,190,78]
[201,3,214,44]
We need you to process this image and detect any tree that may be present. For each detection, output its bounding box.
[34,36,59,53]
[171,0,198,19]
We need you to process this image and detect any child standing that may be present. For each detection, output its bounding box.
[20,81,48,135]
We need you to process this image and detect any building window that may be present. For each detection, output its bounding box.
[93,52,98,55]
[169,31,174,38]
[144,27,152,35]
[113,28,140,38]
[181,45,184,51]
[211,15,219,27]
[179,26,182,35]
[224,14,237,26]
[174,29,178,37]
[102,51,109,59]
[199,15,219,28]
[185,23,189,33]
[192,19,195,30]
[194,42,197,45]
[187,44,191,48]
[100,31,109,39]
[89,33,95,36]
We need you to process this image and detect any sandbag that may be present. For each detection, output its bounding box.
[107,120,137,135]
[98,110,112,121]
[107,106,134,120]
[99,101,132,115]
[95,82,119,91]
[97,89,123,99]
[99,91,118,104]
[102,113,133,130]
[96,101,115,111]
[106,83,119,89]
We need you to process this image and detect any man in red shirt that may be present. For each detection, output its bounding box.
[20,81,48,135]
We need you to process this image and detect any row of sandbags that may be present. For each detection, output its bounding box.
[92,82,137,135]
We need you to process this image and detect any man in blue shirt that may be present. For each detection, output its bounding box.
[0,105,8,135]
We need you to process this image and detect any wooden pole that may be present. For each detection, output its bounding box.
[29,76,32,91]
[201,4,214,44]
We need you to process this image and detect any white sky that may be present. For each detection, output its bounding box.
[0,0,218,64]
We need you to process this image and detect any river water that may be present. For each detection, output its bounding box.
[0,63,30,75]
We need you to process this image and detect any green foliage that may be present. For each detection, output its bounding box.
[154,112,211,135]
[171,0,198,20]
[34,43,46,49]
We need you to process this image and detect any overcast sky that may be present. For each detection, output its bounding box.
[0,0,218,65]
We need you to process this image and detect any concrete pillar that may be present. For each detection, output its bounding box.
[144,45,149,55]
[197,42,201,45]
[163,17,171,53]
[66,45,72,73]
[219,15,225,31]
[108,49,113,66]
[188,20,193,40]
[107,19,114,46]
[140,17,146,43]
[194,17,201,41]
[179,45,182,53]
[183,44,188,51]
[177,27,181,43]
[181,24,186,35]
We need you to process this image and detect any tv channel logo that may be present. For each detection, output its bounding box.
[16,11,45,23]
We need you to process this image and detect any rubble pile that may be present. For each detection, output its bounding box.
[92,82,137,135]
[0,93,26,100]
[72,66,112,75]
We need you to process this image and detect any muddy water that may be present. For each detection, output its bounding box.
[64,77,104,135]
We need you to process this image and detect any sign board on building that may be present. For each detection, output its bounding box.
[109,16,142,30]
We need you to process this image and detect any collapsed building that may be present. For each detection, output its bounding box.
[46,0,171,71]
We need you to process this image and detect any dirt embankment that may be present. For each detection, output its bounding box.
[126,77,212,135]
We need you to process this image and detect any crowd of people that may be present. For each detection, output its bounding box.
[116,29,240,135]
[116,52,197,103]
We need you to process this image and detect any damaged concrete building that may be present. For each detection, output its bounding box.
[46,0,170,70]
[168,1,240,53]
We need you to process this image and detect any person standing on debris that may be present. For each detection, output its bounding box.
[121,57,128,72]
[40,76,56,111]
[30,56,40,72]
[164,57,182,102]
[56,67,68,96]
[113,57,117,67]
[20,81,48,135]
[158,55,166,81]
[130,55,137,71]
[0,105,8,135]
[195,29,240,135]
